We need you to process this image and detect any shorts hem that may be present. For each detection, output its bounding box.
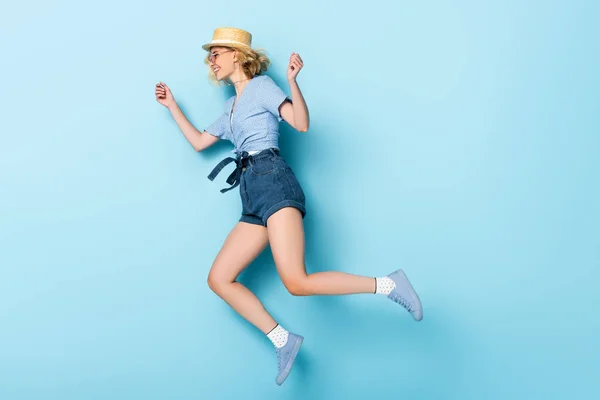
[239,215,264,226]
[262,200,306,226]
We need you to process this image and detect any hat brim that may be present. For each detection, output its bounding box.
[202,40,252,51]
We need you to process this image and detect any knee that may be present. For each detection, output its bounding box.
[283,275,311,296]
[207,273,227,295]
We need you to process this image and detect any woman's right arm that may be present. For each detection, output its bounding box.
[156,82,219,152]
[168,102,219,152]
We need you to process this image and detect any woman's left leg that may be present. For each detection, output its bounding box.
[266,207,423,320]
[266,207,375,295]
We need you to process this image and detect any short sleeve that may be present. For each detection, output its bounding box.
[204,112,228,139]
[260,76,290,121]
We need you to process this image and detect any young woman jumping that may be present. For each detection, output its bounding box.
[155,27,423,386]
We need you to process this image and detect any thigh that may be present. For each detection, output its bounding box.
[208,221,269,283]
[266,207,307,281]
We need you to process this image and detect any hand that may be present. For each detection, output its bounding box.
[155,82,176,109]
[287,52,303,82]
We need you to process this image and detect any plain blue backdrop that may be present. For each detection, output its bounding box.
[1,0,599,399]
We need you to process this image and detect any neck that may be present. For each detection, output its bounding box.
[228,70,251,95]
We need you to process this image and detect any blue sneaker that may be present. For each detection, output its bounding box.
[275,332,303,386]
[387,269,423,321]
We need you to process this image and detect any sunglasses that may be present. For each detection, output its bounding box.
[208,49,233,64]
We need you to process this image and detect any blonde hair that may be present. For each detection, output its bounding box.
[204,46,271,86]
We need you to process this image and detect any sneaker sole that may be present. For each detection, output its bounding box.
[276,335,303,386]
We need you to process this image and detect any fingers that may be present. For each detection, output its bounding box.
[289,60,302,72]
[155,82,175,107]
[290,52,303,66]
[289,53,303,74]
[155,82,169,98]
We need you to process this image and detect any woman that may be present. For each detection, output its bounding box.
[155,27,423,386]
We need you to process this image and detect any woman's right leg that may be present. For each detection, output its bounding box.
[207,221,277,334]
[207,220,304,386]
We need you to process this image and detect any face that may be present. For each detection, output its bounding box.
[208,46,236,80]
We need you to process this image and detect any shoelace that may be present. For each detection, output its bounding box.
[390,292,413,311]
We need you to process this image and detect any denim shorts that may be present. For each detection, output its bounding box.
[208,148,306,226]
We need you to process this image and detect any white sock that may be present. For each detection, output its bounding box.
[375,277,396,295]
[267,324,289,348]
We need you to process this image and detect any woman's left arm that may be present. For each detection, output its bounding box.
[280,52,310,132]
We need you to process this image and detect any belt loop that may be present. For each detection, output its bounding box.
[239,150,250,167]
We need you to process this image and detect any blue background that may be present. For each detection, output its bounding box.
[1,0,599,398]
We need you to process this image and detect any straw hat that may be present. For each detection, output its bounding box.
[202,27,253,51]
